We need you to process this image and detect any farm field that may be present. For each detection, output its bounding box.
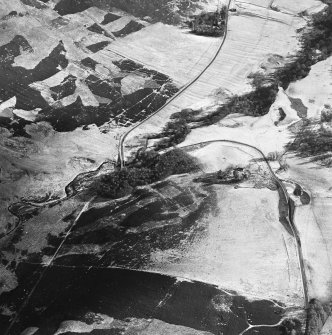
[1,0,331,334]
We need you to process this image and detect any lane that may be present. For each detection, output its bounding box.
[116,2,308,308]
[118,1,304,165]
[118,0,233,168]
[179,139,309,307]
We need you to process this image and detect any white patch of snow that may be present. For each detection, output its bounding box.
[273,0,327,15]
[36,71,69,87]
[188,142,253,172]
[54,321,94,334]
[121,74,148,95]
[54,314,114,335]
[0,0,26,16]
[108,22,221,86]
[75,79,99,107]
[179,111,292,157]
[0,97,16,117]
[103,16,133,33]
[149,185,303,305]
[124,4,308,156]
[286,56,332,119]
[0,122,119,231]
[281,156,332,302]
[13,109,40,121]
[321,315,332,335]
[81,6,108,24]
[20,327,39,335]
[13,27,59,69]
[254,87,300,128]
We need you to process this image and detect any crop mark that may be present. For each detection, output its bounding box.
[4,197,95,335]
[282,233,291,283]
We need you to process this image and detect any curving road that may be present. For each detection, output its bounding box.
[120,133,309,306]
[179,139,309,307]
[118,0,232,168]
[3,3,308,329]
[117,1,309,308]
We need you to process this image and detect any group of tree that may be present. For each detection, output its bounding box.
[279,317,302,335]
[286,119,332,166]
[149,2,332,153]
[306,299,332,335]
[148,82,279,152]
[189,6,227,36]
[274,2,332,89]
[154,117,192,150]
[95,149,199,198]
[321,104,332,122]
[203,84,279,125]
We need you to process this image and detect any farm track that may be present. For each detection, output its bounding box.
[118,0,233,168]
[116,1,309,308]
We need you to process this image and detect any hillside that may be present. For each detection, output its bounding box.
[0,0,332,334]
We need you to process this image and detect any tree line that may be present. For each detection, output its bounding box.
[95,149,200,198]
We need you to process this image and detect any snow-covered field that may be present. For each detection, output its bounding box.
[148,184,302,305]
[144,143,303,305]
[179,82,332,304]
[287,56,332,119]
[172,87,297,159]
[123,0,310,156]
[27,314,213,335]
[107,23,221,86]
[121,0,332,307]
[177,54,332,161]
[273,0,327,15]
[181,116,289,155]
[236,0,325,14]
[1,0,331,329]
[186,142,255,172]
[281,156,332,302]
[322,315,332,335]
[0,123,118,234]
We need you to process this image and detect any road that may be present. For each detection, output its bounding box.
[120,137,309,306]
[179,139,309,307]
[116,2,309,308]
[118,0,233,168]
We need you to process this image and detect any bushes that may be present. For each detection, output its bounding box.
[153,148,200,178]
[279,318,302,335]
[287,121,332,159]
[198,85,279,126]
[224,85,278,117]
[274,3,332,89]
[96,149,199,198]
[146,2,332,155]
[151,84,278,151]
[153,3,332,149]
[170,108,196,121]
[197,2,332,126]
[96,167,153,198]
[190,8,227,36]
[286,118,332,167]
[154,117,192,150]
[267,151,284,162]
[306,299,332,335]
[165,119,191,142]
[279,299,332,335]
[321,105,332,122]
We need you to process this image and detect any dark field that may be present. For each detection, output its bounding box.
[0,266,285,335]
